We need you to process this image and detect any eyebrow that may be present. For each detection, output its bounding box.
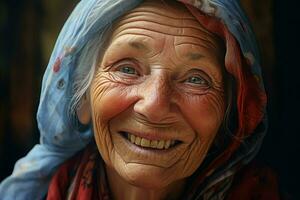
[129,41,150,51]
[186,52,205,61]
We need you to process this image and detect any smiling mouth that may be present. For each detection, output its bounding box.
[119,131,181,150]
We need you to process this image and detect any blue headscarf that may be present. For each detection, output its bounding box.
[0,0,267,199]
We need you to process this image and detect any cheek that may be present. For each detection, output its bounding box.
[90,73,139,122]
[182,91,225,138]
[90,76,138,163]
[177,92,225,175]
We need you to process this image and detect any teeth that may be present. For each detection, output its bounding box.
[164,140,171,149]
[150,140,158,148]
[141,138,150,147]
[135,136,141,145]
[157,140,165,149]
[125,133,177,150]
[130,134,136,143]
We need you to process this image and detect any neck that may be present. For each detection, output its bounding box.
[105,166,186,200]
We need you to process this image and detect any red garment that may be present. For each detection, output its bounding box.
[47,145,281,200]
[47,145,110,200]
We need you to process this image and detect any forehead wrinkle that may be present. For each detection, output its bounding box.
[116,13,209,35]
[111,32,155,41]
[174,34,225,60]
[113,14,218,50]
[175,41,221,58]
[112,27,215,46]
[112,1,218,45]
[122,10,197,24]
[175,33,218,50]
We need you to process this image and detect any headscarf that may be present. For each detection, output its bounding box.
[0,0,267,199]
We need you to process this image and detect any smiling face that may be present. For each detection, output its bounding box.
[87,0,226,190]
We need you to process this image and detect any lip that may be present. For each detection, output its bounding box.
[111,130,188,168]
[120,131,180,149]
[120,132,180,152]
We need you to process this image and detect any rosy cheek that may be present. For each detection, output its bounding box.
[91,81,138,123]
[90,80,138,162]
[181,93,225,138]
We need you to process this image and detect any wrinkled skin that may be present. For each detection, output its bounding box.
[79,0,226,199]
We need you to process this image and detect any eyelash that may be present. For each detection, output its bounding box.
[184,75,210,86]
[113,59,141,77]
[118,65,138,75]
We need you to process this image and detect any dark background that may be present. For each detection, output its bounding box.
[0,0,299,199]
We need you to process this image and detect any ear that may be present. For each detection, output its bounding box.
[76,94,91,125]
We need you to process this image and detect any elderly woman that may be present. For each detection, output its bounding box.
[0,0,280,199]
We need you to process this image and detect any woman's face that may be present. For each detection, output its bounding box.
[88,0,225,189]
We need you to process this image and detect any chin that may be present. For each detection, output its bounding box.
[119,163,177,189]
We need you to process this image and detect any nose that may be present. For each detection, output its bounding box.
[133,71,174,123]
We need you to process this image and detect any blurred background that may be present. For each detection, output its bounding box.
[0,0,299,199]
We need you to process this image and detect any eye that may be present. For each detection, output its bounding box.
[186,76,209,86]
[119,65,138,75]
